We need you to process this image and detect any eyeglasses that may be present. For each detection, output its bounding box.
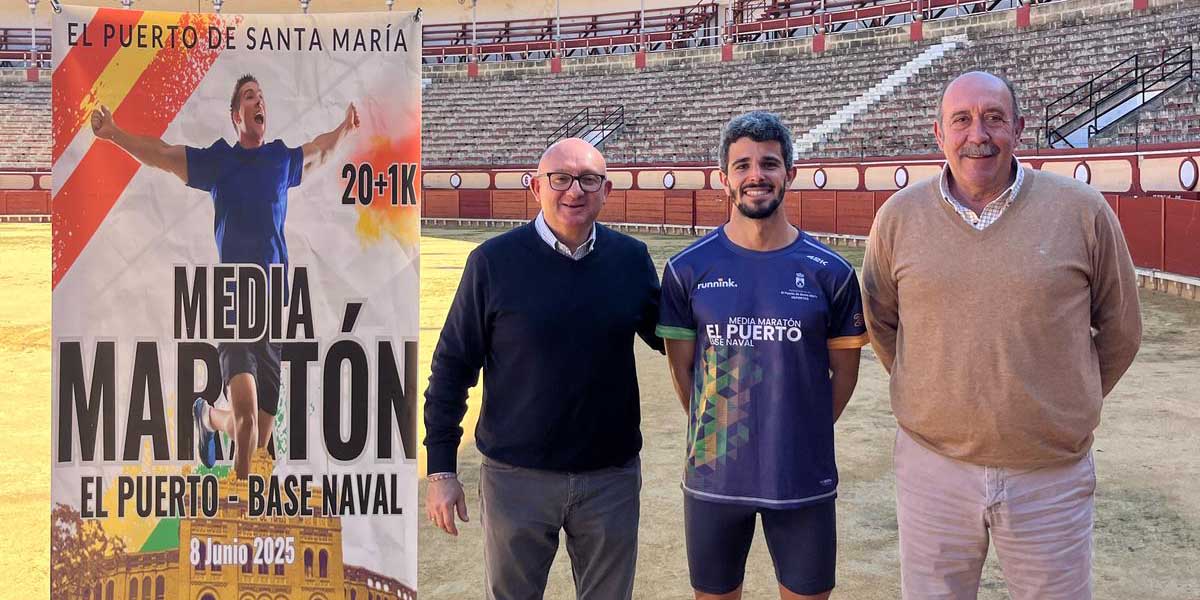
[538,172,606,192]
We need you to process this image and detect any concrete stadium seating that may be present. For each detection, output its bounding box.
[809,0,1200,158]
[419,0,1199,165]
[422,40,927,166]
[0,78,50,169]
[0,0,1196,171]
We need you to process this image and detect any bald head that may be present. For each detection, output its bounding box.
[538,137,608,175]
[531,137,610,250]
[937,71,1020,123]
[933,70,1025,206]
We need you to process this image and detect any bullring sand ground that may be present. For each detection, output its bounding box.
[2,224,1198,599]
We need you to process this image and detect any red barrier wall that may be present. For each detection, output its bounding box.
[695,190,728,226]
[835,191,874,236]
[491,190,526,220]
[665,191,693,226]
[801,191,836,234]
[873,192,893,218]
[626,190,665,224]
[600,190,626,223]
[403,187,1200,279]
[1,190,49,215]
[8,178,1195,277]
[1164,198,1200,277]
[1103,194,1119,214]
[785,191,801,225]
[424,190,459,218]
[525,192,540,219]
[459,190,491,219]
[1116,196,1163,270]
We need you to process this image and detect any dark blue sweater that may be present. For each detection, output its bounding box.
[423,222,663,474]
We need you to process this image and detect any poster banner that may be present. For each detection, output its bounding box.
[50,6,420,599]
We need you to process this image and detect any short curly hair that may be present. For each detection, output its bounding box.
[718,111,794,172]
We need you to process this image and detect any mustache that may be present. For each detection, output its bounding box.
[959,142,999,158]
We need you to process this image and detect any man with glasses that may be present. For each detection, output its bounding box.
[423,138,662,599]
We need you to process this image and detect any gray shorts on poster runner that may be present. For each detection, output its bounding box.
[218,339,282,416]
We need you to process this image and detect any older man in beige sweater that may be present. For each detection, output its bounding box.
[861,72,1142,599]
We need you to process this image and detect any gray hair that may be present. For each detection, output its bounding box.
[936,71,1021,122]
[718,111,794,172]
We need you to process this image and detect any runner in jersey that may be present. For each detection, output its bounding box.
[658,111,867,600]
[91,74,359,479]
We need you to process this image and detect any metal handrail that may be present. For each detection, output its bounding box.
[1046,47,1187,122]
[543,105,626,149]
[582,105,626,146]
[423,5,719,47]
[547,107,590,146]
[0,28,51,52]
[1045,46,1192,148]
[10,1,1048,66]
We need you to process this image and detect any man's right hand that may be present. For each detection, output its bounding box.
[426,476,469,536]
[90,105,118,140]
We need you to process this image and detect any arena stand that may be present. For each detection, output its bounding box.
[1,0,1197,296]
[1100,78,1200,148]
[423,39,938,165]
[808,0,1200,157]
[0,78,50,169]
[419,0,1200,295]
[0,72,49,217]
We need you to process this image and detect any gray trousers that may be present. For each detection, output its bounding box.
[479,455,641,600]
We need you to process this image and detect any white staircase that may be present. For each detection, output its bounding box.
[583,128,617,146]
[794,34,968,157]
[1055,88,1166,148]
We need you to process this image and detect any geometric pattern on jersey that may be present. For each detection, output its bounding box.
[658,227,868,508]
[688,344,762,477]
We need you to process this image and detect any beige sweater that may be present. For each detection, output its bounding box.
[862,167,1142,468]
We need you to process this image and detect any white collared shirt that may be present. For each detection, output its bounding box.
[939,158,1024,230]
[534,212,596,260]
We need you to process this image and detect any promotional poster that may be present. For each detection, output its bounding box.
[51,6,420,599]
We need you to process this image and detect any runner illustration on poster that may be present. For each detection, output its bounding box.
[90,75,361,480]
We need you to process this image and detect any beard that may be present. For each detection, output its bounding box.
[733,185,785,220]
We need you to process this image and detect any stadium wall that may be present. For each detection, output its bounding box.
[423,0,1178,79]
[3,0,1196,291]
[0,171,49,216]
[417,145,1200,285]
[5,148,1198,286]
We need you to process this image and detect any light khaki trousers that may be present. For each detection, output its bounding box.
[894,428,1095,600]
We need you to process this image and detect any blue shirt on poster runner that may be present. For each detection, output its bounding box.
[657,226,868,509]
[185,139,303,272]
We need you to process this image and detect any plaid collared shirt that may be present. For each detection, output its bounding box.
[939,158,1024,230]
[534,212,596,260]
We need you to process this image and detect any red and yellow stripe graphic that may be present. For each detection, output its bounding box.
[51,8,142,164]
[51,9,236,289]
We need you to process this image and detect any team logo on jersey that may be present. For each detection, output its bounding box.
[697,277,738,290]
[781,273,817,302]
